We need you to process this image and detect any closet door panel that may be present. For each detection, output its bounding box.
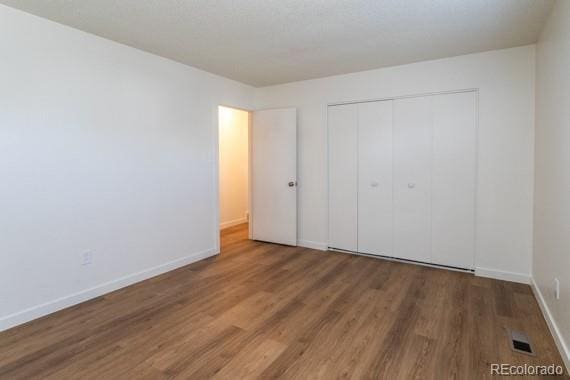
[357,100,393,255]
[393,97,432,262]
[328,104,358,251]
[431,92,476,269]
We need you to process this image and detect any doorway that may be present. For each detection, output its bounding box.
[218,106,251,244]
[217,105,298,251]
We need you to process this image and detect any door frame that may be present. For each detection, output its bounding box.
[214,104,253,254]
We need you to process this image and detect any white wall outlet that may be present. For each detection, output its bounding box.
[81,251,93,266]
[554,278,560,300]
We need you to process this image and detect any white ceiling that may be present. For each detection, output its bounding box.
[1,0,554,87]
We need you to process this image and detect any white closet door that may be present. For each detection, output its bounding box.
[328,104,358,251]
[358,100,393,256]
[393,97,432,262]
[431,92,476,269]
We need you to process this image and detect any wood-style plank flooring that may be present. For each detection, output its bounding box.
[0,223,567,379]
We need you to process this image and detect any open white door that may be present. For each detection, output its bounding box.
[251,108,297,246]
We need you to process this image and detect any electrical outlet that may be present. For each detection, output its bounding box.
[554,278,560,300]
[81,251,93,266]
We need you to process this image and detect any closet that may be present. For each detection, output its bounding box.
[328,91,476,270]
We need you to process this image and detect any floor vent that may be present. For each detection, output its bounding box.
[509,330,535,356]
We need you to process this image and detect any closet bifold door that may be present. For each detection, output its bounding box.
[328,104,358,251]
[357,100,393,256]
[431,92,476,269]
[392,96,432,263]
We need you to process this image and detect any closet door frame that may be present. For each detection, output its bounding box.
[326,88,479,270]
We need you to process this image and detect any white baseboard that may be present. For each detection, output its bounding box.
[220,217,248,230]
[298,239,328,251]
[0,247,218,332]
[475,267,530,284]
[531,278,570,372]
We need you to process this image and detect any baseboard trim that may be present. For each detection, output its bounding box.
[0,247,218,332]
[298,239,328,251]
[474,267,530,284]
[220,217,248,230]
[531,278,570,372]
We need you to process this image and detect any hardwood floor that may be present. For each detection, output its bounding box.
[0,223,566,379]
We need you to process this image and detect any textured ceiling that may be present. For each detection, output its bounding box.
[0,0,554,86]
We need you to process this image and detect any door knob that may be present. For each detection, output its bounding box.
[288,181,297,187]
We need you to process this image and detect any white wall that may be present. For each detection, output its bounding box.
[0,5,254,331]
[218,106,249,229]
[534,0,570,366]
[255,46,536,283]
